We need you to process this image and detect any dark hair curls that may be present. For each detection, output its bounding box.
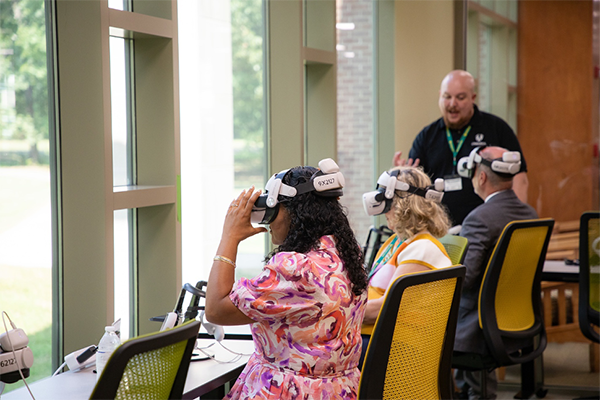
[266,166,367,296]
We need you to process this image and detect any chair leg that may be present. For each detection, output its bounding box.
[481,370,487,399]
[590,343,599,373]
[514,359,547,400]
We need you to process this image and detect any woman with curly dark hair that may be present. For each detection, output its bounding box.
[206,159,368,400]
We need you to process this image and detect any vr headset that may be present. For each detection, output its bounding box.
[0,325,33,384]
[251,158,345,224]
[457,146,521,179]
[362,170,445,217]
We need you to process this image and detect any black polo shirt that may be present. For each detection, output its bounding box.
[408,105,527,226]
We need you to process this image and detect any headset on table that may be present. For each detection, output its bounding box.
[457,146,521,179]
[0,313,33,387]
[251,158,345,224]
[362,169,445,217]
[158,281,224,342]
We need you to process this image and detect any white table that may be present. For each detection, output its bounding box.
[542,260,579,282]
[183,339,253,399]
[2,339,254,400]
[542,260,600,283]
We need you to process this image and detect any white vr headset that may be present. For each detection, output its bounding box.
[251,158,345,224]
[457,146,521,179]
[362,170,445,217]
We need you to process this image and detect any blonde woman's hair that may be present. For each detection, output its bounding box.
[387,166,451,239]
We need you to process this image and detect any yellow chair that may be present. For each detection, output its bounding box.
[439,234,469,265]
[452,218,554,399]
[359,265,466,400]
[90,320,201,400]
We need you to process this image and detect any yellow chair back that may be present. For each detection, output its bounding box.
[359,266,465,400]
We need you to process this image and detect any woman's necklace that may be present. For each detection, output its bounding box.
[368,236,402,279]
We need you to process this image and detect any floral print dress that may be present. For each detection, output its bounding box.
[227,235,367,400]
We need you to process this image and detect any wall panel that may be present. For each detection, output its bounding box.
[518,0,596,220]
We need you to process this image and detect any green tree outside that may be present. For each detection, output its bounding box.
[0,0,49,166]
[231,0,265,187]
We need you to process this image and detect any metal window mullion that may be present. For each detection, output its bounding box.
[125,37,139,337]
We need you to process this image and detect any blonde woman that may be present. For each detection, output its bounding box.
[359,165,452,365]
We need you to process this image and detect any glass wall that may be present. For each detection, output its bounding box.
[178,0,267,286]
[0,0,53,389]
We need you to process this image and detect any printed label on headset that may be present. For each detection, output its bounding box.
[317,178,335,187]
[313,174,341,191]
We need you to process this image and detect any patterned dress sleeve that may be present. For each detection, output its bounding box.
[229,251,323,324]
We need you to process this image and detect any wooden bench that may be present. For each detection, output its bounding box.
[541,281,598,372]
[543,220,597,372]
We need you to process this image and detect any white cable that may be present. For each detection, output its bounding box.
[52,361,67,377]
[195,346,242,364]
[194,340,249,364]
[195,342,215,351]
[1,311,36,400]
[217,341,254,357]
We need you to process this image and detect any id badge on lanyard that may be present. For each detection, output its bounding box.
[443,174,462,191]
[445,126,471,192]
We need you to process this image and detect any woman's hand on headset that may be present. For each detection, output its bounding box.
[220,187,268,247]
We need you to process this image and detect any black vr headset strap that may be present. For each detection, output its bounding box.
[290,169,343,197]
[404,185,428,198]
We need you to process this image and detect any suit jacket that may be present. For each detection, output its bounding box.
[454,189,538,354]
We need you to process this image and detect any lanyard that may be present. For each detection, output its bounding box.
[446,126,471,167]
[368,236,402,279]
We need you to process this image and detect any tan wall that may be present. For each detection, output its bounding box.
[394,1,456,157]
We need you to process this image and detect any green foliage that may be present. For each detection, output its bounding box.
[231,0,266,186]
[0,0,49,164]
[0,264,52,393]
[231,0,264,144]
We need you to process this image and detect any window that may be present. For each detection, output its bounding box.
[178,0,267,285]
[467,0,518,130]
[0,0,54,388]
[110,33,136,340]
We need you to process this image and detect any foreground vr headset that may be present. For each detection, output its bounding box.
[0,326,33,384]
[362,170,445,216]
[457,146,521,179]
[251,158,345,224]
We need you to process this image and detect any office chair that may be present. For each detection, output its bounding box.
[452,218,554,399]
[362,224,394,272]
[439,234,469,265]
[90,320,201,400]
[359,265,466,400]
[579,211,600,343]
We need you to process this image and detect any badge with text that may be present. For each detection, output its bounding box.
[443,175,462,192]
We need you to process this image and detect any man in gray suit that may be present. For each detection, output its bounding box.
[453,146,538,399]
